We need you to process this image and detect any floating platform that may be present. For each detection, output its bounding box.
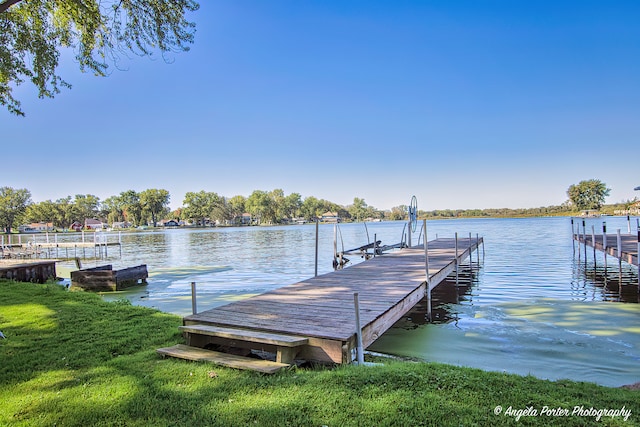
[158,236,482,372]
[70,264,148,291]
[0,260,57,283]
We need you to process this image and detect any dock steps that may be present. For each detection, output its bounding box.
[179,324,309,364]
[156,344,290,374]
[180,324,308,346]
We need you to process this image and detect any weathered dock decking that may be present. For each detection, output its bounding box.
[574,232,639,266]
[158,236,482,371]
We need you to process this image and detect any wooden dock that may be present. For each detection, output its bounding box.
[0,260,57,283]
[158,236,483,372]
[574,232,639,266]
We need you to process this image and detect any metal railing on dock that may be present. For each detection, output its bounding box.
[0,231,123,261]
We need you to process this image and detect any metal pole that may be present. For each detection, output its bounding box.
[469,232,473,267]
[476,233,480,265]
[617,229,622,280]
[592,225,596,268]
[603,222,608,271]
[455,232,459,286]
[373,233,377,258]
[333,223,338,269]
[571,218,575,254]
[582,219,587,253]
[637,230,639,291]
[617,229,622,262]
[577,220,581,260]
[628,215,631,234]
[407,218,412,248]
[353,293,365,365]
[423,220,431,321]
[315,220,319,277]
[191,282,197,315]
[423,219,429,286]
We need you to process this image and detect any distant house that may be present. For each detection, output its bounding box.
[163,220,180,227]
[85,218,105,230]
[70,221,83,232]
[579,210,600,218]
[112,221,132,229]
[240,213,252,225]
[30,222,54,231]
[18,225,38,233]
[321,211,340,223]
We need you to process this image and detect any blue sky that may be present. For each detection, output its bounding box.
[3,1,640,211]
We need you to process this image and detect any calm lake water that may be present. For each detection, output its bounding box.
[57,216,640,387]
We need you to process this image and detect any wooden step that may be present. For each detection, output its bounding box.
[157,344,290,374]
[179,324,309,347]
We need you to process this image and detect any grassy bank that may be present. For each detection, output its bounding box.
[0,281,637,426]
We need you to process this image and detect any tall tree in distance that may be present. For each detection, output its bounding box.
[0,187,31,233]
[140,189,170,227]
[120,190,142,226]
[1,0,199,116]
[567,179,611,211]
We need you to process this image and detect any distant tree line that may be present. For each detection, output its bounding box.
[0,179,632,233]
[0,186,390,233]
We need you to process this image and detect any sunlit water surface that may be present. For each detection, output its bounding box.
[56,216,640,387]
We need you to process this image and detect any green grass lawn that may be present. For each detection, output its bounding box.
[0,280,637,426]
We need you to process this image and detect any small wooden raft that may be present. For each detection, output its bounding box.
[71,264,148,291]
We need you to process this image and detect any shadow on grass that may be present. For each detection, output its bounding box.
[1,280,638,426]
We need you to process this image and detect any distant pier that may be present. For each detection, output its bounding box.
[571,217,639,292]
[1,231,122,260]
[0,260,57,283]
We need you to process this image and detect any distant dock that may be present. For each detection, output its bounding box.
[571,217,639,267]
[1,231,122,260]
[158,234,483,373]
[571,217,639,290]
[0,260,57,283]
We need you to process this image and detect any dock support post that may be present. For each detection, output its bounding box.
[476,233,480,265]
[423,220,432,322]
[603,222,608,271]
[455,232,459,286]
[353,293,365,365]
[315,220,319,277]
[571,218,575,254]
[637,230,639,291]
[591,225,596,269]
[617,229,622,275]
[191,282,197,315]
[628,215,631,234]
[423,220,429,286]
[333,223,338,270]
[577,221,581,260]
[373,233,377,258]
[582,219,587,255]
